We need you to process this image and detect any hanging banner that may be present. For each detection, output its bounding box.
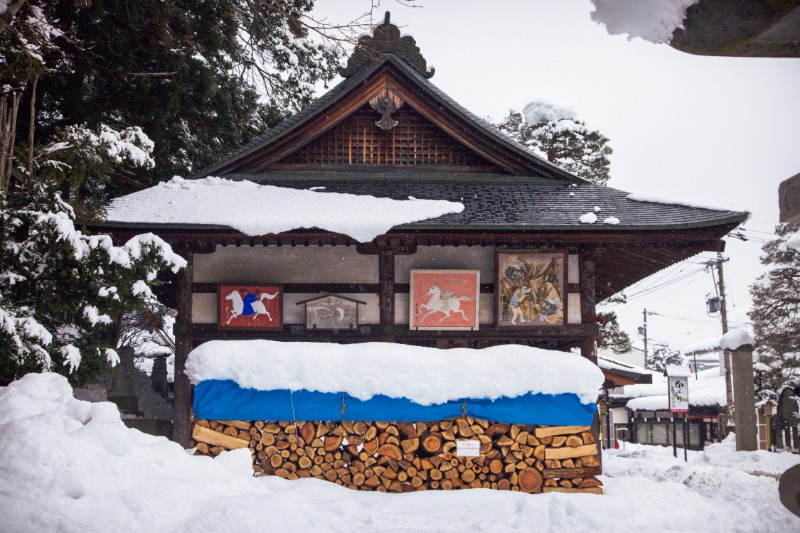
[668,376,689,412]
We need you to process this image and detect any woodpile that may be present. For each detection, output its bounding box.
[191,418,603,494]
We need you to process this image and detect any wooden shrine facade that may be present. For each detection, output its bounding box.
[98,14,748,449]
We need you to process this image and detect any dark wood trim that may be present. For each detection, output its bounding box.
[192,283,380,294]
[580,250,598,364]
[173,252,193,447]
[379,250,395,325]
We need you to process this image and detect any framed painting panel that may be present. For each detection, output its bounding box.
[217,284,282,330]
[496,250,567,327]
[300,294,365,330]
[409,270,480,330]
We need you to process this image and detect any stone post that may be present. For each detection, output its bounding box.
[732,344,757,451]
[108,346,138,414]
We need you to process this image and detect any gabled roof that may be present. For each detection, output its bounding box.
[192,28,578,180]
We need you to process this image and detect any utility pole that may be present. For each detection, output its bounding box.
[716,253,734,436]
[706,253,732,436]
[642,308,649,370]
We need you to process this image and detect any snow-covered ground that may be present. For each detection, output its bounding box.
[1,373,798,532]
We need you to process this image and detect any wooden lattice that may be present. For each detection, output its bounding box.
[277,104,501,170]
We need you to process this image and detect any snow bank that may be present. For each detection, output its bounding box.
[186,340,605,405]
[720,329,756,350]
[106,176,465,242]
[590,0,699,43]
[2,373,799,532]
[0,373,269,533]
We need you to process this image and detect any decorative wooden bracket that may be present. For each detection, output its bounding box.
[369,87,405,131]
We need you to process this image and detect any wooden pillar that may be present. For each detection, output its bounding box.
[580,252,597,364]
[379,249,395,327]
[173,250,193,447]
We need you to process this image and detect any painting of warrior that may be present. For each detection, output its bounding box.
[409,270,480,330]
[218,285,282,330]
[496,251,566,327]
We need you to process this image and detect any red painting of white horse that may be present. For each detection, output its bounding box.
[409,270,480,330]
[218,285,282,330]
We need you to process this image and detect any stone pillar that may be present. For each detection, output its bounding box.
[732,344,757,451]
[108,346,138,414]
[151,356,169,398]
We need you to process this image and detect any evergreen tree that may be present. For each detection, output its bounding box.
[498,100,612,185]
[749,223,800,400]
[0,181,186,386]
[597,310,633,355]
[8,0,345,204]
[647,342,684,373]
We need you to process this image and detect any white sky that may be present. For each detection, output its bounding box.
[311,0,800,353]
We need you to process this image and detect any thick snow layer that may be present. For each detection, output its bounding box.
[106,176,465,242]
[684,337,722,355]
[186,340,605,405]
[2,373,799,532]
[666,364,691,377]
[590,0,699,43]
[522,99,577,124]
[720,329,756,350]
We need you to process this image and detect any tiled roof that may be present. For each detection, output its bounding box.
[221,173,747,232]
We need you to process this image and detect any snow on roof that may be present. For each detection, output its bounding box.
[626,368,726,411]
[105,176,465,242]
[590,0,699,44]
[719,329,755,351]
[665,365,691,377]
[186,340,605,405]
[684,337,721,355]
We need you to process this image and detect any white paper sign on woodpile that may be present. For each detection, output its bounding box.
[456,440,481,457]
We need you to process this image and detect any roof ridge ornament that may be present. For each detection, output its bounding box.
[338,11,435,79]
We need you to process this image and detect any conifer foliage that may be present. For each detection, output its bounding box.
[749,224,800,399]
[0,182,186,387]
[646,342,684,373]
[13,0,344,199]
[498,100,612,185]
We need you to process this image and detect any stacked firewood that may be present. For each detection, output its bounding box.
[191,418,603,494]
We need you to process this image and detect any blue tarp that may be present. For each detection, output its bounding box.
[193,380,597,426]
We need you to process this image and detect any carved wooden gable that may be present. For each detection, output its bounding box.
[274,102,502,171]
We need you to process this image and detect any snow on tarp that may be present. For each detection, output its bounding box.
[186,341,604,425]
[105,176,465,243]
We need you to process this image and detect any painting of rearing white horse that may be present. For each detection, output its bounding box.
[409,270,480,330]
[217,284,282,330]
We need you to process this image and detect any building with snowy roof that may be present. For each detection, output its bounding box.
[95,14,748,493]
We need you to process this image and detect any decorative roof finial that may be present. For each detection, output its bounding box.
[338,12,435,79]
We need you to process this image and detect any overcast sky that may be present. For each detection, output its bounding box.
[311,0,800,354]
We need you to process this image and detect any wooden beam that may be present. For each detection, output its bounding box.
[173,251,193,448]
